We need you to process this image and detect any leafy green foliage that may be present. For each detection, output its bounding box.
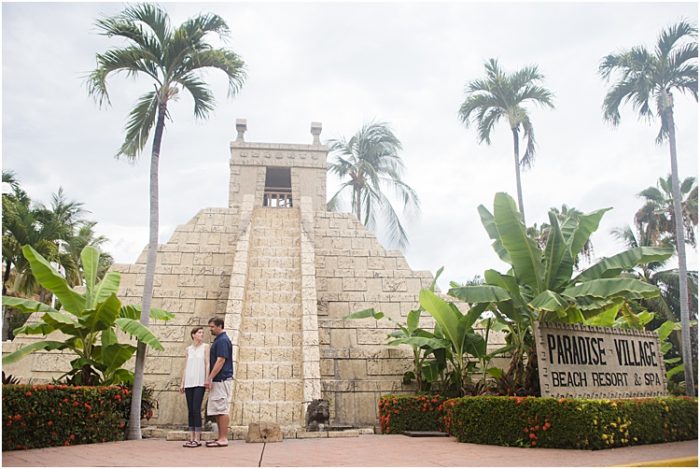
[455,193,672,392]
[2,245,174,385]
[2,384,128,450]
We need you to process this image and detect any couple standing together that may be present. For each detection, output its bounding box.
[179,317,232,448]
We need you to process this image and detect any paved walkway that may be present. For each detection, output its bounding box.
[2,436,697,467]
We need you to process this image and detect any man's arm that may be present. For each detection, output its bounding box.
[206,357,226,388]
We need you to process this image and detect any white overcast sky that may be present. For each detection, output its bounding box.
[2,2,698,291]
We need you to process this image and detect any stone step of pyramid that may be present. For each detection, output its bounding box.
[237,362,303,380]
[240,315,301,326]
[240,331,302,347]
[246,279,300,290]
[249,257,300,268]
[247,267,299,277]
[235,379,304,401]
[243,292,300,303]
[238,346,302,362]
[231,400,304,426]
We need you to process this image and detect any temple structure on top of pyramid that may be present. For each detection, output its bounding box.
[4,120,499,432]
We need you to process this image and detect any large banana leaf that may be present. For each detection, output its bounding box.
[21,245,85,315]
[406,310,421,333]
[477,205,511,264]
[420,289,465,357]
[115,318,164,351]
[568,208,611,262]
[94,272,121,307]
[387,336,450,350]
[119,304,175,321]
[13,322,55,336]
[583,302,621,327]
[493,193,545,293]
[529,290,572,313]
[463,331,486,358]
[447,285,511,304]
[2,296,57,314]
[573,247,674,283]
[563,278,660,300]
[101,327,118,346]
[482,270,530,325]
[543,213,566,290]
[78,294,121,333]
[2,340,67,365]
[655,320,680,341]
[100,343,137,371]
[81,246,100,307]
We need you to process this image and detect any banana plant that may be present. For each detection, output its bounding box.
[447,193,673,393]
[345,268,450,392]
[2,245,174,385]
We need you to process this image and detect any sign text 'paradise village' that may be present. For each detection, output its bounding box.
[533,322,667,398]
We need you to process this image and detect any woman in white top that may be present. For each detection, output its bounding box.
[180,327,210,447]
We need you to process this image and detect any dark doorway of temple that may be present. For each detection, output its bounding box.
[264,167,292,207]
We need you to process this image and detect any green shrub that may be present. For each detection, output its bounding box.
[378,394,449,434]
[2,384,129,450]
[445,396,698,450]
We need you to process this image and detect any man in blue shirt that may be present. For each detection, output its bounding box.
[205,317,233,447]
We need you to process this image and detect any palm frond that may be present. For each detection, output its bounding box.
[118,3,172,47]
[86,46,162,106]
[118,91,159,158]
[185,49,246,98]
[174,73,215,119]
[656,20,698,59]
[519,114,537,169]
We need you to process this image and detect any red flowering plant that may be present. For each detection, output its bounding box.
[2,384,127,450]
[378,394,450,434]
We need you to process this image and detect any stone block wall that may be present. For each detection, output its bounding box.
[313,211,437,426]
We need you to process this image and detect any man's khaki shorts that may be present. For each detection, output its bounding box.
[207,379,232,416]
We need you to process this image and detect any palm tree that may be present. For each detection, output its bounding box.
[327,122,420,250]
[87,4,246,439]
[458,58,554,221]
[599,20,698,396]
[66,221,113,285]
[636,175,698,248]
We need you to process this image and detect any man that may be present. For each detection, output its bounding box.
[205,317,233,447]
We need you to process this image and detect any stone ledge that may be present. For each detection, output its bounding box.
[164,426,373,440]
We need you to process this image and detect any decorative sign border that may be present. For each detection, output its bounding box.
[533,321,668,399]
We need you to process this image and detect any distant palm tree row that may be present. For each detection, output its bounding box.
[457,21,697,396]
[1,170,113,339]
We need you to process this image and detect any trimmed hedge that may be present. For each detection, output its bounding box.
[378,394,449,434]
[2,384,129,451]
[379,394,698,450]
[447,396,698,449]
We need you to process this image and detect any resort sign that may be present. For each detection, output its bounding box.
[533,322,667,398]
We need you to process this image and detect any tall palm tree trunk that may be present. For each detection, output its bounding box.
[2,260,12,340]
[354,186,362,222]
[128,101,166,439]
[511,127,526,222]
[664,98,696,397]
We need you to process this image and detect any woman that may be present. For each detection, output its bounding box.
[180,326,209,447]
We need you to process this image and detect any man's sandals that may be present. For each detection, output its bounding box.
[205,440,228,447]
[183,440,202,448]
